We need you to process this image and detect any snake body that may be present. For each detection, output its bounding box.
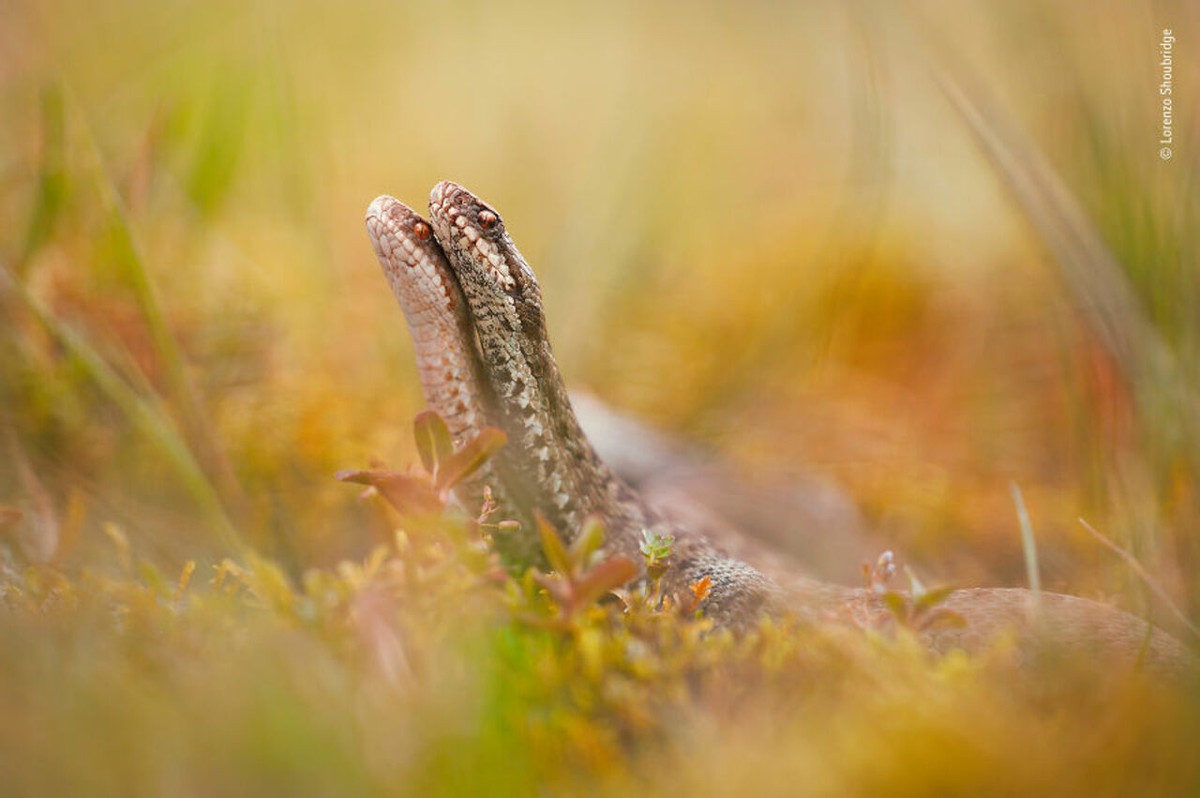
[366,182,1193,669]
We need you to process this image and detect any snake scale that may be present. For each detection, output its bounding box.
[366,181,1191,673]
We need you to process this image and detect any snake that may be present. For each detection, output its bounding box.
[366,181,1193,670]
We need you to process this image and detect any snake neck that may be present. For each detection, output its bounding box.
[428,181,622,539]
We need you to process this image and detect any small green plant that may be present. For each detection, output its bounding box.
[863,550,966,634]
[519,514,638,631]
[639,528,674,603]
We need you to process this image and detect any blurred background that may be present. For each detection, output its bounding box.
[2,0,1197,619]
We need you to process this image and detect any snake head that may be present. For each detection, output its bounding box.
[365,195,439,275]
[428,181,543,309]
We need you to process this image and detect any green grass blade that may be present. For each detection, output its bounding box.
[74,100,245,510]
[17,84,69,274]
[0,262,247,556]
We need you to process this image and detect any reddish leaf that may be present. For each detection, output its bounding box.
[434,427,507,492]
[684,575,712,613]
[336,469,442,515]
[0,504,23,531]
[413,410,453,474]
[533,571,572,606]
[572,556,638,610]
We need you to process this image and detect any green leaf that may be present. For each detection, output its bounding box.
[913,584,957,613]
[570,515,606,567]
[536,513,572,575]
[639,529,674,562]
[882,591,909,622]
[924,609,968,630]
[413,410,453,474]
[434,427,507,492]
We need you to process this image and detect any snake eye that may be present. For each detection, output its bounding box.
[412,221,432,240]
[478,210,499,231]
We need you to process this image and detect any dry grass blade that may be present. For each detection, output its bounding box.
[930,55,1200,459]
[932,66,1160,379]
[1079,517,1200,641]
[1010,482,1041,607]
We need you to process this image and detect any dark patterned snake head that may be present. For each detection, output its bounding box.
[428,181,550,343]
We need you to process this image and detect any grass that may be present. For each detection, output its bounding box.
[3,480,1199,797]
[1,0,1198,794]
[4,486,1200,796]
